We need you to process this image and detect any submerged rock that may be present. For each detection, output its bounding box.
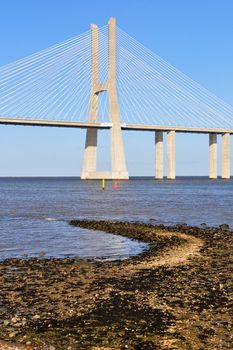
[219,223,230,230]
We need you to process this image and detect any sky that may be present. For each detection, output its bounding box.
[0,0,233,176]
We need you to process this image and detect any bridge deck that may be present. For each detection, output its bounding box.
[0,118,232,134]
[123,124,233,134]
[0,118,112,129]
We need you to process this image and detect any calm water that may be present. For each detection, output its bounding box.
[0,177,232,261]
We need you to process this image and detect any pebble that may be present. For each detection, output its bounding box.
[32,314,40,320]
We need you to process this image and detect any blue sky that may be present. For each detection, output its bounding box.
[0,0,233,176]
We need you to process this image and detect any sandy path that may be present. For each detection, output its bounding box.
[107,229,203,278]
[132,231,203,269]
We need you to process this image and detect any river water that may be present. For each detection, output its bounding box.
[0,177,232,261]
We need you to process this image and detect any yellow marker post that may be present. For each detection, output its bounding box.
[102,179,105,190]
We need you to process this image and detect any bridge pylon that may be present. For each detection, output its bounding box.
[81,17,129,180]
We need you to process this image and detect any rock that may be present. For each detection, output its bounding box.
[32,314,40,320]
[14,322,23,327]
[219,283,224,290]
[11,316,19,323]
[39,251,46,257]
[219,224,229,230]
[8,331,17,338]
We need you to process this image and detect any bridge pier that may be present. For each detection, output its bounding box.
[167,131,176,179]
[155,130,176,180]
[222,132,230,179]
[81,17,128,180]
[81,129,98,177]
[155,131,164,179]
[209,133,217,179]
[155,131,231,180]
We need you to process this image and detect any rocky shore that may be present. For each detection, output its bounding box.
[0,220,232,349]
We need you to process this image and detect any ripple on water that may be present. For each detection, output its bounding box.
[1,177,233,261]
[0,217,148,261]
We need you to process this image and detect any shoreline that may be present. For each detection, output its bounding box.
[0,221,232,349]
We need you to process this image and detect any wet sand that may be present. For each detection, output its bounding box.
[0,221,232,349]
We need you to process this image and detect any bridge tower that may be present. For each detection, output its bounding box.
[81,17,129,180]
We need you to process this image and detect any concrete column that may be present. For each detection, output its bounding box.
[81,129,98,179]
[167,131,175,179]
[222,133,230,179]
[209,133,217,179]
[155,131,164,179]
[81,25,99,179]
[108,17,128,179]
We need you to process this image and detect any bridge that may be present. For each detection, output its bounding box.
[0,17,232,179]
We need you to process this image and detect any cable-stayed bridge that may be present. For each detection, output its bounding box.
[0,17,232,179]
